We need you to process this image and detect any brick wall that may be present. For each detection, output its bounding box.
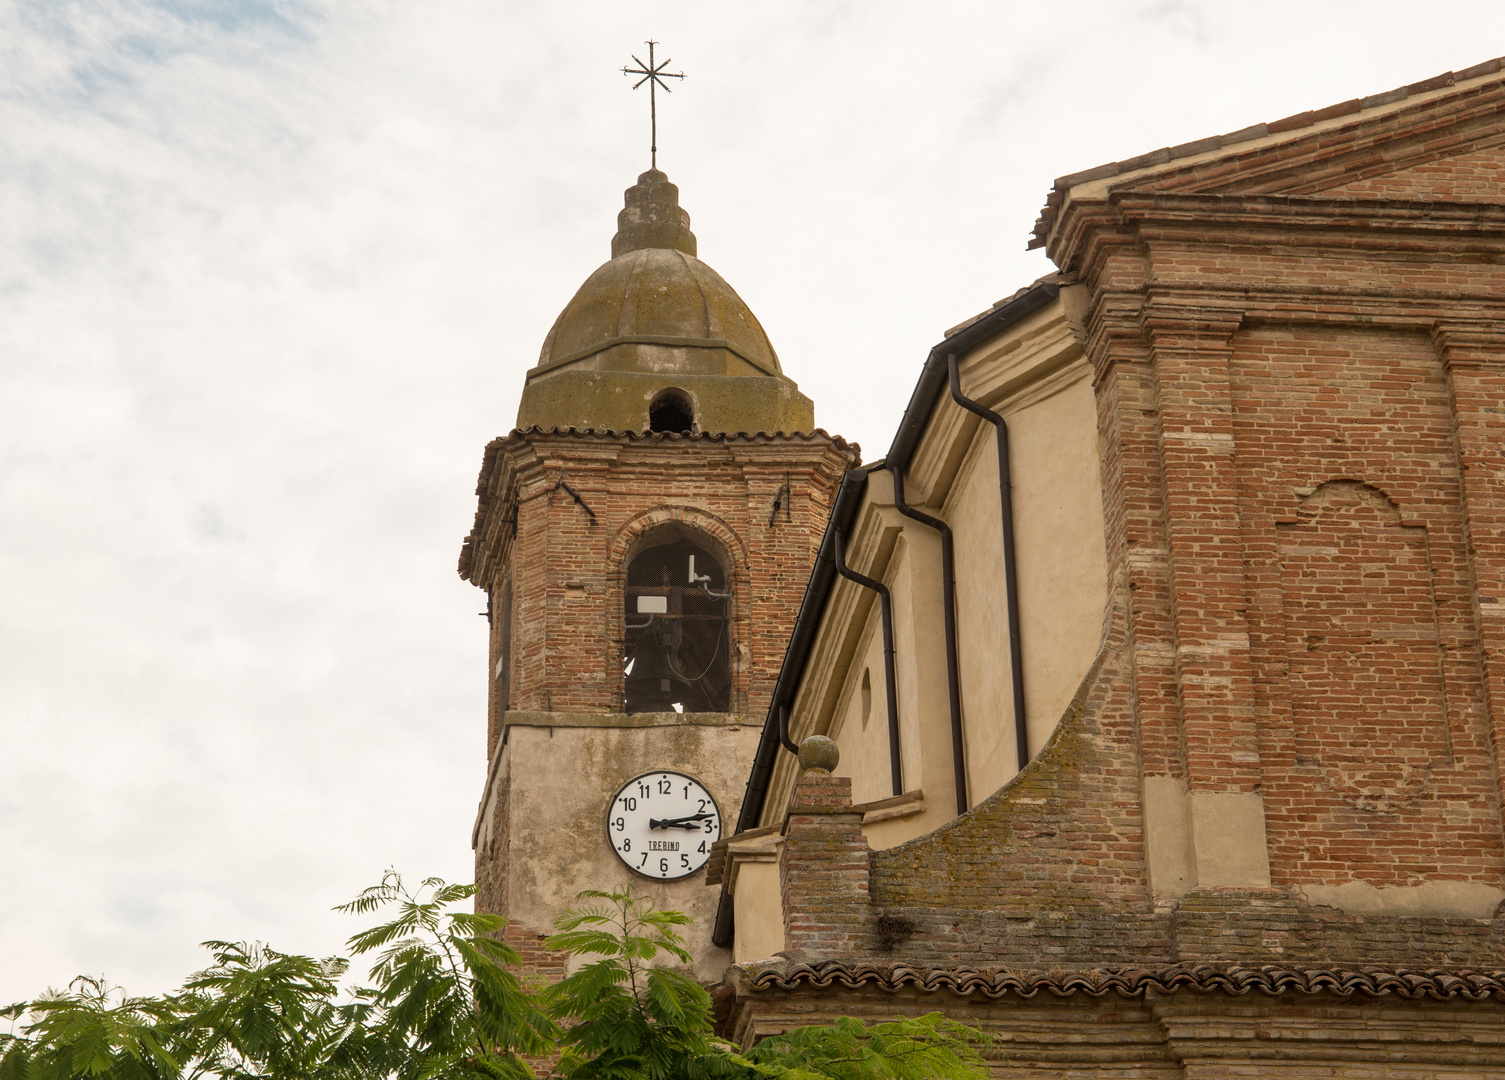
[767,73,1505,980]
[461,429,856,973]
[463,431,854,759]
[780,771,870,955]
[725,975,1505,1077]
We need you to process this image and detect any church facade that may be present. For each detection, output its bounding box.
[464,59,1505,1075]
[712,59,1505,1075]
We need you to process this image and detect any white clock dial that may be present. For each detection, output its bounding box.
[606,771,721,880]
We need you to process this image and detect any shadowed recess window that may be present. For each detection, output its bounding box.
[649,390,694,433]
[623,532,730,713]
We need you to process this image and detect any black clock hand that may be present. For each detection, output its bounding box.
[648,813,714,830]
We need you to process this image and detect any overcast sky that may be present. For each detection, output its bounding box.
[4,0,1504,1002]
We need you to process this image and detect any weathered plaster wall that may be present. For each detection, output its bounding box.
[729,857,784,964]
[482,713,761,982]
[948,357,1107,801]
[827,604,894,806]
[758,298,1106,836]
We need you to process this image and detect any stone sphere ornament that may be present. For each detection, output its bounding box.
[798,735,840,773]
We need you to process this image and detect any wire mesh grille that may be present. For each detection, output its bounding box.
[623,538,731,713]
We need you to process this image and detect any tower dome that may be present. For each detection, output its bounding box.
[516,170,814,435]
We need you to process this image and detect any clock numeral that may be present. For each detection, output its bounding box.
[637,783,651,799]
[658,778,672,794]
[622,838,630,852]
[659,858,669,874]
[698,841,706,853]
[613,817,625,832]
[696,799,708,813]
[682,783,690,799]
[620,797,636,811]
[680,854,690,869]
[639,853,649,867]
[703,818,716,833]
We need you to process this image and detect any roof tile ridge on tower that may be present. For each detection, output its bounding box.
[1028,56,1505,250]
[499,425,855,447]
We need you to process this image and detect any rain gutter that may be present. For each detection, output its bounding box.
[710,279,1059,949]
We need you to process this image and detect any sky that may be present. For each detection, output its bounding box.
[3,0,1505,1003]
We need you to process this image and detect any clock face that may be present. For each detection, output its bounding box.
[606,771,721,880]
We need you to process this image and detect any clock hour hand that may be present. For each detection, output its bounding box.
[648,813,714,830]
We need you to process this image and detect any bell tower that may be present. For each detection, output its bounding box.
[460,169,856,978]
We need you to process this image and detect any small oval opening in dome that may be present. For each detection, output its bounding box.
[649,390,695,433]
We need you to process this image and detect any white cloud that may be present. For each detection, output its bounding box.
[3,0,1503,999]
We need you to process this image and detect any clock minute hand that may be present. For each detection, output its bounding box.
[648,815,712,830]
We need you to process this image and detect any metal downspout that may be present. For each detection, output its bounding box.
[776,704,798,755]
[947,351,1031,773]
[889,463,968,816]
[833,529,903,797]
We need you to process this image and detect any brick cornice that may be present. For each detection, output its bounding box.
[1034,65,1505,251]
[458,428,856,584]
[1138,300,1245,347]
[1432,320,1505,369]
[1055,190,1505,280]
[1124,192,1505,249]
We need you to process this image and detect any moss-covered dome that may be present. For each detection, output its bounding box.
[536,246,781,378]
[516,169,813,436]
[533,170,780,378]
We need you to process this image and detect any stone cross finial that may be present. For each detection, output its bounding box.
[622,41,685,171]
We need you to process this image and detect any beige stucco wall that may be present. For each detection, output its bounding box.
[948,360,1108,802]
[725,291,1109,961]
[752,290,1107,829]
[828,601,897,807]
[729,857,784,964]
[478,712,761,982]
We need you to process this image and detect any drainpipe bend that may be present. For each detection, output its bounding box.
[888,463,968,816]
[833,529,903,797]
[776,704,799,756]
[947,351,1030,773]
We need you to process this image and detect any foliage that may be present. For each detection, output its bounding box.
[335,873,555,1080]
[0,977,179,1080]
[174,942,347,1080]
[2,877,990,1080]
[0,874,553,1080]
[542,889,713,1080]
[540,887,991,1080]
[732,1015,992,1080]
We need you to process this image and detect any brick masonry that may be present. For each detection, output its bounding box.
[461,428,856,964]
[734,65,1505,1075]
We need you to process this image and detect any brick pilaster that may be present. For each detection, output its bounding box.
[779,771,870,956]
[1435,322,1505,827]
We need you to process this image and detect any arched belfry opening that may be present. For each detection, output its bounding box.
[623,526,731,713]
[649,389,695,433]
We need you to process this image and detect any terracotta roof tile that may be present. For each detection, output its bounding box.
[741,959,1505,1001]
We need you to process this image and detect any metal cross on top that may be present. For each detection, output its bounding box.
[622,41,685,170]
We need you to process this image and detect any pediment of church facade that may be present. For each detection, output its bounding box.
[1038,58,1505,269]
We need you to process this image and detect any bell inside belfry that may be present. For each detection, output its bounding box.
[623,533,731,714]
